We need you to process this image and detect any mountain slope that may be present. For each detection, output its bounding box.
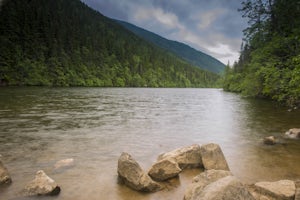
[0,0,220,87]
[117,20,225,74]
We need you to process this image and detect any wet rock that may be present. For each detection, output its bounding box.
[254,180,295,200]
[117,152,162,192]
[263,136,277,145]
[285,128,300,139]
[54,158,75,171]
[186,175,255,200]
[23,170,60,196]
[200,143,230,171]
[148,158,181,181]
[184,169,232,200]
[157,144,202,169]
[0,160,12,185]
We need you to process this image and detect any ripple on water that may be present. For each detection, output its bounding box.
[0,88,299,200]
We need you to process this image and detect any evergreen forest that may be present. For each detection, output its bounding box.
[223,0,300,106]
[0,0,220,87]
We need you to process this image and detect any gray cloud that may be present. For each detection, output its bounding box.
[81,0,247,64]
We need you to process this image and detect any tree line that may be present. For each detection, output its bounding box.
[223,0,300,106]
[0,0,220,87]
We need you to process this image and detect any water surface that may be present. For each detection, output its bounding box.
[0,88,299,200]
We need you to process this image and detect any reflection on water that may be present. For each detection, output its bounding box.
[0,87,299,199]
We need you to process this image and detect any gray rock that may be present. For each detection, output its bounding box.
[197,176,255,200]
[254,180,295,200]
[117,152,162,192]
[200,143,230,171]
[184,169,232,200]
[157,144,202,169]
[22,170,60,196]
[285,128,300,139]
[0,160,12,185]
[184,170,255,200]
[263,136,277,145]
[148,158,181,181]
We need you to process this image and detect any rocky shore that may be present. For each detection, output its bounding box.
[118,142,300,200]
[0,128,299,199]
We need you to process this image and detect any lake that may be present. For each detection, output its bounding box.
[0,88,299,200]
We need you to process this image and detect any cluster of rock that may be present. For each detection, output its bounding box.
[118,143,300,200]
[0,157,75,197]
[263,128,300,145]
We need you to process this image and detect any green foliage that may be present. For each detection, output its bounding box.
[223,0,300,106]
[0,0,220,88]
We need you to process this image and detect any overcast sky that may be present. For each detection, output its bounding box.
[81,0,248,65]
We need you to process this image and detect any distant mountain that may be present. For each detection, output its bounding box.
[117,20,225,74]
[0,0,220,87]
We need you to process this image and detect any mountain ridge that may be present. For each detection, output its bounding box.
[116,20,225,74]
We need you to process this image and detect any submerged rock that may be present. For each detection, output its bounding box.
[254,180,295,200]
[23,170,60,196]
[148,158,181,181]
[263,136,277,145]
[200,143,230,171]
[117,152,162,192]
[285,128,300,139]
[54,158,75,171]
[0,160,12,185]
[157,144,202,169]
[184,169,232,200]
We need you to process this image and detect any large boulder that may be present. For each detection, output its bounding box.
[22,170,60,196]
[285,128,300,139]
[185,174,255,200]
[197,176,255,200]
[148,158,181,181]
[184,169,232,200]
[254,180,296,200]
[157,144,202,169]
[0,160,12,185]
[200,143,230,171]
[117,152,162,192]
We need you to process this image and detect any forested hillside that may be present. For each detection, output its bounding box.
[117,20,225,74]
[0,0,219,87]
[223,0,300,106]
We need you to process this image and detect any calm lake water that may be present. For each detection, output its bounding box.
[0,88,299,200]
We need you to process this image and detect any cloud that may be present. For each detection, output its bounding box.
[81,0,247,65]
[133,7,181,31]
[195,9,226,30]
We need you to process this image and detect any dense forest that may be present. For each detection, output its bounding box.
[223,0,300,106]
[0,0,220,87]
[117,20,225,74]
